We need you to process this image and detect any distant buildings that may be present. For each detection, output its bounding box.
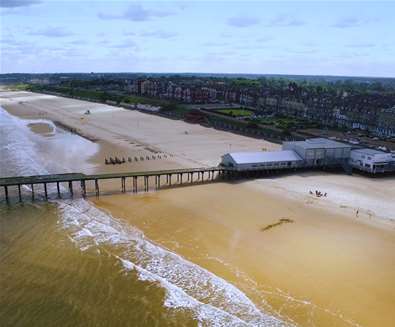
[127,78,395,138]
[21,73,395,138]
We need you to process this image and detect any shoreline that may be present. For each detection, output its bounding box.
[2,90,395,326]
[52,120,100,143]
[1,90,395,230]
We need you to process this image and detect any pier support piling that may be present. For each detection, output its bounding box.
[133,176,137,193]
[18,184,22,202]
[69,181,73,197]
[121,177,126,193]
[4,186,9,204]
[156,175,160,189]
[80,180,86,198]
[31,184,34,201]
[57,182,61,198]
[44,183,48,200]
[95,179,99,197]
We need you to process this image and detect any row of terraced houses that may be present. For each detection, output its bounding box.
[129,78,395,137]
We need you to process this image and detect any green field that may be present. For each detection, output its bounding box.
[254,116,319,130]
[216,108,254,117]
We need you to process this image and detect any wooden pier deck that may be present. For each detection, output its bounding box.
[0,167,228,203]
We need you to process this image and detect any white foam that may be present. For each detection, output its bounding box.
[0,106,50,177]
[58,198,287,327]
[0,105,287,326]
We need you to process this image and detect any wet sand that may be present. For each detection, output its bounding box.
[92,183,395,327]
[2,90,395,326]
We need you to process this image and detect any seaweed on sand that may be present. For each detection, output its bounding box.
[261,218,294,232]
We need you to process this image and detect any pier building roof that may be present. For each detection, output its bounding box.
[286,138,351,149]
[224,150,302,165]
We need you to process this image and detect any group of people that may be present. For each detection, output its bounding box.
[309,190,327,198]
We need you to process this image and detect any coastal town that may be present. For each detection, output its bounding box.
[4,73,395,150]
[2,1,395,326]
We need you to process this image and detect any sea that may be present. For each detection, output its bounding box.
[0,105,287,327]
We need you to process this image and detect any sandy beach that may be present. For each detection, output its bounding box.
[1,90,395,326]
[0,91,278,169]
[2,90,395,227]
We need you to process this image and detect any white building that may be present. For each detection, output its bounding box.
[221,150,303,171]
[283,138,351,166]
[350,148,395,173]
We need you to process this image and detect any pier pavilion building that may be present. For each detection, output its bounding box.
[349,148,395,173]
[221,150,303,171]
[282,138,352,167]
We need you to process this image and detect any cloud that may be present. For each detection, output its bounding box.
[332,17,378,28]
[266,15,305,27]
[30,27,73,37]
[98,4,172,22]
[68,39,87,46]
[227,16,260,28]
[206,50,235,57]
[286,48,318,55]
[202,41,229,47]
[109,39,138,50]
[256,36,273,43]
[346,43,376,48]
[140,30,177,39]
[0,0,40,8]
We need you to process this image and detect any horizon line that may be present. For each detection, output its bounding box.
[1,71,395,80]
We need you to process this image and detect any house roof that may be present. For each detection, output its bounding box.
[286,138,351,150]
[351,148,389,156]
[225,150,303,165]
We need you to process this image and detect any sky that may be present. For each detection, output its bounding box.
[1,0,395,77]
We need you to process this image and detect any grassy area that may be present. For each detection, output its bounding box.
[122,95,173,107]
[216,108,254,117]
[28,84,176,107]
[7,83,31,91]
[251,116,319,131]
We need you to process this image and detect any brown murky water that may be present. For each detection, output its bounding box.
[0,203,194,327]
[0,106,285,326]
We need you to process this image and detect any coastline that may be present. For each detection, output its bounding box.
[0,90,278,169]
[2,90,395,326]
[2,90,395,230]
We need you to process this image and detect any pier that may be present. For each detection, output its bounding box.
[0,167,228,204]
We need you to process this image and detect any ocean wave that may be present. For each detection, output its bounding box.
[1,104,286,326]
[58,198,287,327]
[0,106,50,177]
